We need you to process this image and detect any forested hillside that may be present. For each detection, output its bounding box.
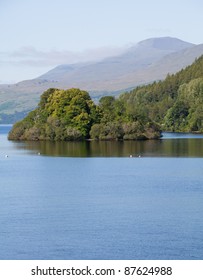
[119,55,203,132]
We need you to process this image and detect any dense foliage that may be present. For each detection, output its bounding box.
[120,55,203,132]
[8,88,161,141]
[89,96,160,140]
[8,88,99,141]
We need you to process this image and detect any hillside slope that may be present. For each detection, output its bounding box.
[120,55,203,133]
[39,37,194,90]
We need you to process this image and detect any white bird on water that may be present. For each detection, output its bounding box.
[5,155,8,158]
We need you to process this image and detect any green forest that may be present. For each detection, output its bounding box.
[8,55,203,141]
[121,55,203,133]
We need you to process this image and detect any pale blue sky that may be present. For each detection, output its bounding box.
[0,0,203,83]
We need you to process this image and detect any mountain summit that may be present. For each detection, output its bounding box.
[136,37,193,51]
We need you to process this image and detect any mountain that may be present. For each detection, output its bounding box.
[39,37,194,91]
[1,37,203,123]
[115,43,203,89]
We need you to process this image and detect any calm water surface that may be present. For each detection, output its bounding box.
[0,125,203,259]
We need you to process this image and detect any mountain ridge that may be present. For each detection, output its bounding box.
[39,37,194,84]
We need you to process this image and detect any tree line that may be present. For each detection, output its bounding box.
[8,88,161,141]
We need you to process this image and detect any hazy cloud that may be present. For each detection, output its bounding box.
[0,45,128,83]
[5,45,127,68]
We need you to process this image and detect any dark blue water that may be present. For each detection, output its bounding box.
[0,125,203,259]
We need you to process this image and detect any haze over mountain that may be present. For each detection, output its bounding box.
[39,37,194,91]
[1,37,203,123]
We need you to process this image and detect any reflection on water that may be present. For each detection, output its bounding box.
[12,136,203,157]
[2,126,203,157]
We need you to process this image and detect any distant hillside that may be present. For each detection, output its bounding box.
[1,37,203,123]
[120,55,203,133]
[39,37,194,90]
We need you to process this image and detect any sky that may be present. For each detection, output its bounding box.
[0,0,203,84]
